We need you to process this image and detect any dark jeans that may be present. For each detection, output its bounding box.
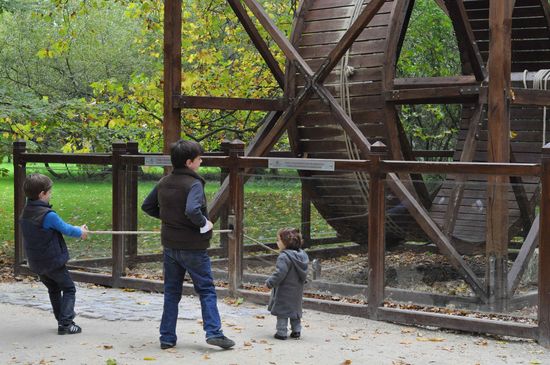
[38,265,76,326]
[160,248,223,344]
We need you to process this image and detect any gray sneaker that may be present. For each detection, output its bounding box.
[206,335,235,349]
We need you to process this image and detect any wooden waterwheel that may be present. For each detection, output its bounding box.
[164,0,550,304]
[285,0,549,251]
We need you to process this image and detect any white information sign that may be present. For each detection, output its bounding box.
[144,155,172,166]
[268,158,335,171]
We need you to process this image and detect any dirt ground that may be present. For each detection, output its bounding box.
[1,282,550,365]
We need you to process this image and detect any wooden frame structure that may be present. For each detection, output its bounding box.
[162,0,550,310]
[12,140,550,344]
[12,0,550,347]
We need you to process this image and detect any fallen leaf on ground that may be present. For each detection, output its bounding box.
[341,360,352,365]
[474,339,488,346]
[143,357,156,361]
[416,337,445,342]
[103,345,113,350]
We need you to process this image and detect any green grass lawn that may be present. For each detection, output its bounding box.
[0,162,332,259]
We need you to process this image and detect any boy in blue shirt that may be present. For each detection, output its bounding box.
[142,139,235,350]
[19,173,89,335]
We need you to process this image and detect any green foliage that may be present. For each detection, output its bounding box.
[0,0,294,158]
[397,0,461,155]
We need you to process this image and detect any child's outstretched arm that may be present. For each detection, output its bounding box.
[265,254,290,289]
[43,212,84,238]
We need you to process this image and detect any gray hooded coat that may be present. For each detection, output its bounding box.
[266,249,309,319]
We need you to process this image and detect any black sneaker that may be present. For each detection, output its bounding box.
[290,331,301,339]
[58,322,82,335]
[160,342,175,350]
[274,333,287,340]
[206,335,235,349]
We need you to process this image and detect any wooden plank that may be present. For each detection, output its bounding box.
[227,0,285,88]
[18,153,112,165]
[511,89,550,107]
[510,150,536,234]
[508,215,539,295]
[486,0,513,311]
[228,141,245,295]
[242,0,314,76]
[393,76,477,89]
[445,0,486,80]
[111,142,127,285]
[539,143,550,347]
[163,0,182,154]
[378,307,538,340]
[385,85,481,104]
[13,141,26,272]
[381,160,539,176]
[174,95,287,111]
[368,145,386,319]
[442,103,484,236]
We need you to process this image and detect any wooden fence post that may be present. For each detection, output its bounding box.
[112,142,127,286]
[368,141,387,319]
[227,140,245,296]
[13,140,27,275]
[125,141,139,268]
[219,139,231,257]
[301,176,312,248]
[539,143,550,347]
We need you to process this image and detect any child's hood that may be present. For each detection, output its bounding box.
[284,249,309,281]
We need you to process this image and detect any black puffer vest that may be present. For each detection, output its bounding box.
[158,167,212,249]
[19,200,69,274]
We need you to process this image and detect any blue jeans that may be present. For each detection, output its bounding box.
[160,248,223,344]
[38,265,76,326]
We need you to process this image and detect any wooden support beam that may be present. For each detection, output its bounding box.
[111,142,127,285]
[386,173,487,300]
[228,141,245,295]
[367,143,386,320]
[226,0,285,88]
[486,0,513,312]
[163,0,182,154]
[125,141,139,266]
[210,0,386,219]
[393,76,477,89]
[539,143,550,347]
[442,103,484,236]
[444,0,486,80]
[174,95,287,111]
[378,307,538,340]
[13,141,26,274]
[508,215,539,296]
[385,85,481,104]
[241,0,314,77]
[383,0,431,208]
[510,151,536,235]
[511,89,550,107]
[316,86,372,152]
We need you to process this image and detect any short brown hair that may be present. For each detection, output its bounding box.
[23,173,53,200]
[277,228,303,250]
